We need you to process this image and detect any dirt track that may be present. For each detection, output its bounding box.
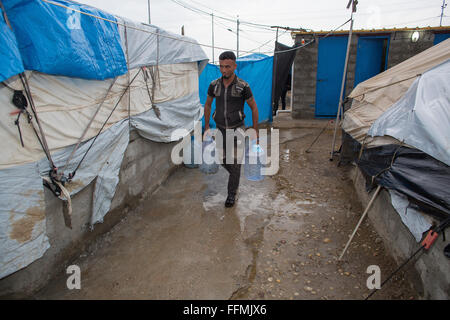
[35,115,418,300]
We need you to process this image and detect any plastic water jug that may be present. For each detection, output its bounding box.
[199,137,219,174]
[244,140,265,181]
[183,135,200,168]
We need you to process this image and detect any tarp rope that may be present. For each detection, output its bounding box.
[351,74,422,100]
[69,68,143,180]
[61,77,118,175]
[142,66,161,120]
[19,72,55,170]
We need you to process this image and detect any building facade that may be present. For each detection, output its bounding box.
[290,27,450,119]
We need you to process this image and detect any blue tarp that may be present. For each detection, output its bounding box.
[199,54,273,129]
[2,0,127,80]
[0,7,24,82]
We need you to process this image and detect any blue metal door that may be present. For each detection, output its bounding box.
[434,33,450,45]
[354,36,389,87]
[315,36,348,117]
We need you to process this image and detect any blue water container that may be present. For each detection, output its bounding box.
[199,137,219,174]
[244,140,265,181]
[183,135,200,168]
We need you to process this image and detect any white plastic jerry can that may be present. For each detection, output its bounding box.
[199,136,219,174]
[183,135,201,168]
[244,139,265,181]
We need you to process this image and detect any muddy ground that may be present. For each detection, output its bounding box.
[34,116,418,300]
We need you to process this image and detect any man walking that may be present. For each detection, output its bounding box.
[203,51,259,208]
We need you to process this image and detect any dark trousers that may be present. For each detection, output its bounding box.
[218,127,242,196]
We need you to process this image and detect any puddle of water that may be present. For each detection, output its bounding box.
[296,199,316,205]
[202,193,225,212]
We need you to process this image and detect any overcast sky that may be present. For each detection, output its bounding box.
[79,0,449,62]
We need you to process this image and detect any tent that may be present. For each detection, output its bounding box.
[0,0,208,279]
[198,53,273,129]
[341,39,450,240]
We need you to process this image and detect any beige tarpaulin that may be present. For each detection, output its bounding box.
[342,38,450,145]
[0,62,199,169]
[0,62,203,279]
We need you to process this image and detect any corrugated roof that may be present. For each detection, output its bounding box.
[291,26,450,37]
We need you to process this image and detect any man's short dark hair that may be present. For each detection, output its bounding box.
[219,51,236,61]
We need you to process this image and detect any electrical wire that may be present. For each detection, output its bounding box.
[40,0,351,56]
[185,0,236,19]
[249,30,290,53]
[170,1,276,49]
[382,16,442,28]
[170,0,308,32]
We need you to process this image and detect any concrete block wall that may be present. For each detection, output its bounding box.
[291,29,439,119]
[344,36,358,108]
[352,167,450,299]
[387,30,435,69]
[291,34,318,119]
[0,130,179,298]
[292,34,358,119]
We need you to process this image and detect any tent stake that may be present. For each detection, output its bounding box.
[339,185,381,260]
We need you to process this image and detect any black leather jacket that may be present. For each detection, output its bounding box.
[207,75,253,129]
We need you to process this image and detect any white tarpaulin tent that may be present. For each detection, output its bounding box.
[0,0,208,279]
[342,38,450,147]
[368,60,450,167]
[341,39,450,243]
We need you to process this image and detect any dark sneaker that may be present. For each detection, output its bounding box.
[225,194,236,207]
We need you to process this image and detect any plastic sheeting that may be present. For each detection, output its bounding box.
[132,92,203,142]
[117,17,208,71]
[358,145,450,221]
[368,60,450,166]
[37,119,130,225]
[3,0,127,80]
[0,62,200,169]
[0,161,49,279]
[272,41,297,110]
[388,190,432,242]
[1,1,208,82]
[342,39,450,146]
[198,54,273,129]
[0,7,23,83]
[0,63,205,279]
[0,0,209,280]
[0,119,129,279]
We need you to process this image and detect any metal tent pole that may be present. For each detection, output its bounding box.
[339,185,381,260]
[212,13,215,63]
[147,0,151,24]
[237,16,240,58]
[440,0,447,26]
[330,0,357,160]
